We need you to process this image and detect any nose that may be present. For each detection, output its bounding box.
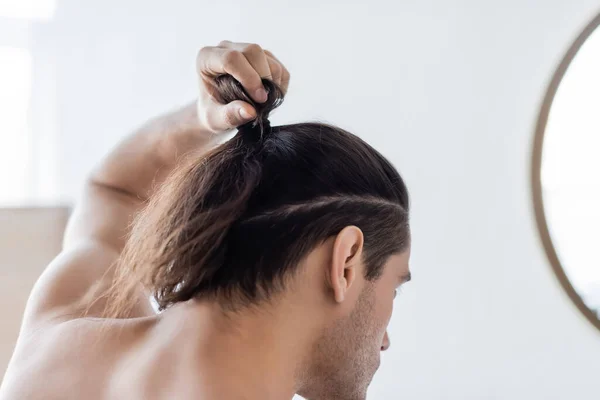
[381,331,390,351]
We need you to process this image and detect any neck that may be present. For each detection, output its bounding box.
[158,297,317,400]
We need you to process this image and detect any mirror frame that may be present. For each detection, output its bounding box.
[532,12,600,332]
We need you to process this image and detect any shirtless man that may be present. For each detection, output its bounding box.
[0,41,412,400]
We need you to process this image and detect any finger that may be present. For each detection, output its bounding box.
[197,46,265,103]
[223,100,257,129]
[265,50,290,94]
[266,55,283,88]
[238,43,272,80]
[279,65,290,94]
[219,42,272,101]
[198,87,257,133]
[209,100,257,132]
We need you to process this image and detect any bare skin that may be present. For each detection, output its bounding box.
[0,41,411,400]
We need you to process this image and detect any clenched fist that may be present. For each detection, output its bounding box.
[196,40,290,134]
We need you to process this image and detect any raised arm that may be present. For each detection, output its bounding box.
[21,41,290,327]
[64,103,208,253]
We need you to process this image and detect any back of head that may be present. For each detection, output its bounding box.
[108,76,410,316]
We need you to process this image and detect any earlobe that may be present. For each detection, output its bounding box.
[329,226,364,304]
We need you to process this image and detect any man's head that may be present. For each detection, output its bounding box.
[109,77,411,396]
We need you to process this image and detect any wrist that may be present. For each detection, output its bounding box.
[155,102,216,165]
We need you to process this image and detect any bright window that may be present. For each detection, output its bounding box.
[0,0,58,205]
[0,0,56,20]
[0,46,33,205]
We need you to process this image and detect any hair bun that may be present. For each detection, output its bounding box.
[213,75,284,141]
[237,118,272,143]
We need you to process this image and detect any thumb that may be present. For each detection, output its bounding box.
[220,100,257,130]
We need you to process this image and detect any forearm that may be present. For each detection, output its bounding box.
[64,102,216,251]
[90,102,214,201]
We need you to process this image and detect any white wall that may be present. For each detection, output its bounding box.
[30,0,600,398]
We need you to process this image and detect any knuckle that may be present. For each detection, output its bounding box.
[196,46,211,64]
[269,68,281,83]
[270,61,282,75]
[218,40,232,47]
[243,43,263,55]
[222,50,243,69]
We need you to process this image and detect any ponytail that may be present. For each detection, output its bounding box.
[104,76,284,317]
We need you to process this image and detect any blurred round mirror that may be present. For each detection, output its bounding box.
[533,14,600,331]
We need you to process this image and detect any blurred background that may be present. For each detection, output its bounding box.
[1,0,599,399]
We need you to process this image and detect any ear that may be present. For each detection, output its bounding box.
[329,226,364,303]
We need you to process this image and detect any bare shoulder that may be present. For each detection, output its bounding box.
[21,240,154,332]
[1,317,155,400]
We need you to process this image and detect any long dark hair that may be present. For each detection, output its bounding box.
[105,76,410,317]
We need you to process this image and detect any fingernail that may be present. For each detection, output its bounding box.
[239,107,254,119]
[255,88,268,102]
